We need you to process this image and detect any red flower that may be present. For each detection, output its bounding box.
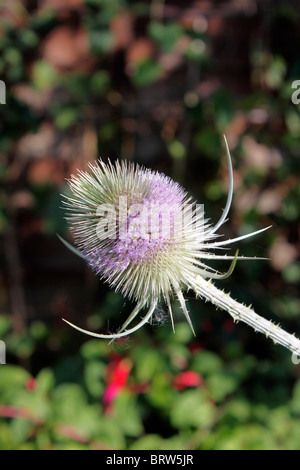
[103,356,132,413]
[0,405,42,425]
[0,405,20,418]
[173,371,203,391]
[25,377,37,391]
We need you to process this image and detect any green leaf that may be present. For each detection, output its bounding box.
[147,374,175,410]
[0,365,30,392]
[130,59,163,87]
[36,368,55,395]
[31,60,59,91]
[185,39,207,62]
[10,413,36,445]
[0,423,15,450]
[93,417,126,449]
[190,350,222,375]
[29,321,48,341]
[52,383,100,438]
[168,140,186,160]
[0,315,12,336]
[283,263,300,284]
[171,389,216,429]
[90,71,110,94]
[130,434,163,450]
[291,379,300,414]
[113,391,144,437]
[55,108,78,130]
[223,398,251,424]
[80,339,109,360]
[194,129,221,159]
[206,371,240,402]
[148,21,183,53]
[133,346,165,382]
[84,361,105,398]
[89,31,114,55]
[265,55,286,89]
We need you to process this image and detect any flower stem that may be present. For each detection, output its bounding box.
[195,276,300,356]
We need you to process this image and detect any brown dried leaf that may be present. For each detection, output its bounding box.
[42,26,94,73]
[110,11,134,51]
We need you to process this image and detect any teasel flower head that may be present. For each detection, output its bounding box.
[61,137,300,357]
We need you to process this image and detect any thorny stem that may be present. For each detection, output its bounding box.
[195,275,300,356]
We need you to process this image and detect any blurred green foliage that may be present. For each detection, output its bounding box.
[1,319,300,450]
[0,0,300,450]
